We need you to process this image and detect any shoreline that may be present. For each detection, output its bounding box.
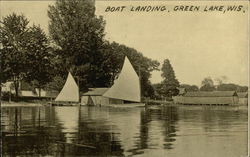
[1,101,46,107]
[1,101,247,110]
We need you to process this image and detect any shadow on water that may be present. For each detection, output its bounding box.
[1,105,248,157]
[125,106,179,156]
[2,107,64,156]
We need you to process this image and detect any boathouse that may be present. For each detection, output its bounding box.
[174,91,239,105]
[237,92,248,105]
[81,57,142,106]
[81,88,124,106]
[81,88,109,105]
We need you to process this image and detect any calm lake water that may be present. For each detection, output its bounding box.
[1,105,248,157]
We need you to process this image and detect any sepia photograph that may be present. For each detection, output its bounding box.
[0,0,249,157]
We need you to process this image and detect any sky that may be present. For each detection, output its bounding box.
[1,1,249,87]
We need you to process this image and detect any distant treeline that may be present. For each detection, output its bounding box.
[179,83,248,92]
[152,78,248,99]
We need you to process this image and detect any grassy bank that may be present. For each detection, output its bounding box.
[1,101,45,107]
[1,97,52,107]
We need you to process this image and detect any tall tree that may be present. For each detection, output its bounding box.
[200,77,216,91]
[153,83,165,99]
[23,25,53,97]
[44,76,66,92]
[48,0,160,96]
[215,75,228,85]
[48,0,107,90]
[160,59,179,97]
[1,13,53,97]
[0,13,30,97]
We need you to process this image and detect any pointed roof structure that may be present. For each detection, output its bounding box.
[103,57,141,102]
[55,72,79,102]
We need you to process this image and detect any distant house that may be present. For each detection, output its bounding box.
[81,88,124,106]
[81,88,109,105]
[34,88,58,98]
[1,81,16,94]
[1,81,58,99]
[18,81,59,98]
[173,91,239,105]
[19,90,37,97]
[237,92,248,105]
[2,82,12,92]
[19,89,58,98]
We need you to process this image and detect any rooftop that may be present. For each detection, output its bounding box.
[184,91,237,97]
[82,88,109,96]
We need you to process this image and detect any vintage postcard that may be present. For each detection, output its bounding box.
[1,0,249,157]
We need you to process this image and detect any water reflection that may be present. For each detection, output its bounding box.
[2,107,62,156]
[1,105,248,157]
[55,107,79,143]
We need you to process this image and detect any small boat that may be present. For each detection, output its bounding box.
[103,56,145,107]
[50,72,80,106]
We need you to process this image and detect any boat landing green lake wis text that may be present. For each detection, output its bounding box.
[105,5,247,13]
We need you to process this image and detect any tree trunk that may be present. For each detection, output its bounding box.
[13,77,19,98]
